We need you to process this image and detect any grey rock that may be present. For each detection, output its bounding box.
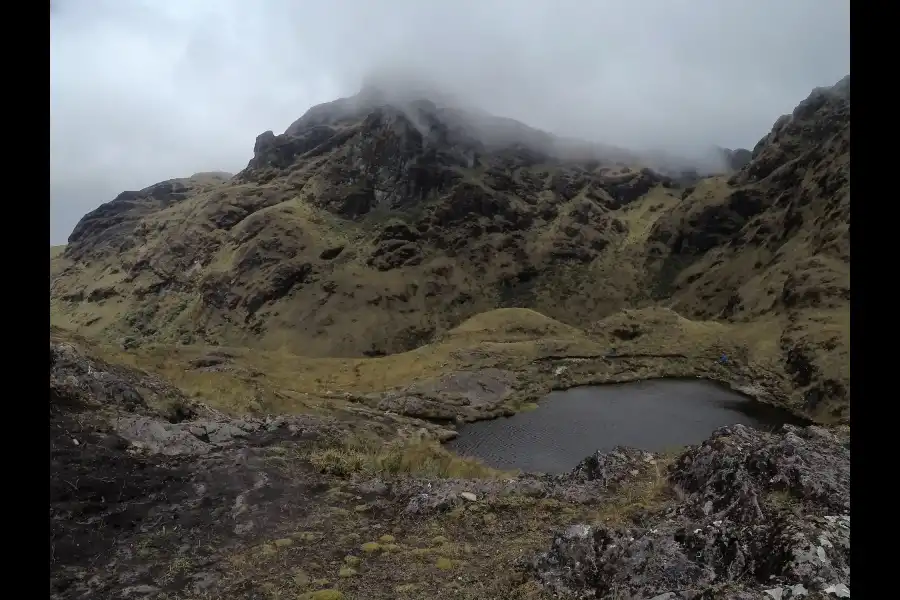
[115,415,211,456]
[567,445,655,487]
[529,424,850,599]
[824,583,850,597]
[120,585,160,597]
[404,488,461,515]
[377,369,517,420]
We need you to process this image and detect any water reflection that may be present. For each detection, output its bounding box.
[445,378,808,474]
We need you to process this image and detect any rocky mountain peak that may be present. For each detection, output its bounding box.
[740,74,850,184]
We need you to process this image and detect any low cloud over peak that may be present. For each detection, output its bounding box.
[50,0,849,244]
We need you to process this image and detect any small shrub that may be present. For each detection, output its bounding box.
[308,438,506,479]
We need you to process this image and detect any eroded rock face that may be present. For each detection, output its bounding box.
[530,424,850,599]
[50,338,186,412]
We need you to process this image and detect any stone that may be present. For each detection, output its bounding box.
[824,583,850,598]
[528,424,850,599]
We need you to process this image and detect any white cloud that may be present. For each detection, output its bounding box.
[50,0,849,244]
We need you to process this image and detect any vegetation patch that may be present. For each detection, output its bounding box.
[308,438,508,479]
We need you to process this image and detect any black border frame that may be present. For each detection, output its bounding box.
[44,2,864,596]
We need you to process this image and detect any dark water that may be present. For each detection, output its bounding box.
[445,379,808,474]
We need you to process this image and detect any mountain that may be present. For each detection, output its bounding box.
[50,76,850,420]
[647,75,850,417]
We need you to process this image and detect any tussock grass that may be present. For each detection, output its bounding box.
[308,438,507,479]
[592,457,676,526]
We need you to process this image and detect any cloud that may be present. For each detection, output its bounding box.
[50,0,849,244]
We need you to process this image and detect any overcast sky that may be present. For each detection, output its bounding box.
[49,0,850,245]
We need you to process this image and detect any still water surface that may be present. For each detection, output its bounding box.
[445,379,807,473]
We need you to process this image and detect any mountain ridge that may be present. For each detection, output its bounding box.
[50,75,850,420]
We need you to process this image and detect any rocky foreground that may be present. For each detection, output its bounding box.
[50,337,849,600]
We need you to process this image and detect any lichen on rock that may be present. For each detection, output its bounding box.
[529,424,850,599]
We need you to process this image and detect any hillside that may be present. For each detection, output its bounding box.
[50,76,850,421]
[647,75,850,418]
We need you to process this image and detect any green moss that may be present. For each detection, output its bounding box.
[338,566,357,578]
[436,557,454,570]
[343,555,361,566]
[379,534,396,543]
[300,590,345,600]
[361,541,382,553]
[273,537,294,548]
[292,569,310,587]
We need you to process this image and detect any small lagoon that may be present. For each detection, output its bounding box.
[445,378,808,473]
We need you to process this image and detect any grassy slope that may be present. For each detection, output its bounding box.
[53,297,810,432]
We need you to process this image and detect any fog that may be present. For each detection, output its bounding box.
[50,0,850,245]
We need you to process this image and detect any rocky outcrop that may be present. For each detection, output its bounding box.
[530,424,850,599]
[63,174,231,262]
